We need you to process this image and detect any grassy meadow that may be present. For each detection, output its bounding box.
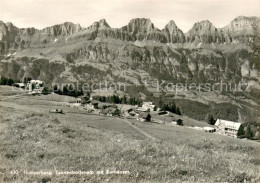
[0,86,259,182]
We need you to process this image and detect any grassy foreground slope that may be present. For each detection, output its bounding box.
[0,87,259,182]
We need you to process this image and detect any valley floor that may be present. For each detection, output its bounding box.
[0,86,259,182]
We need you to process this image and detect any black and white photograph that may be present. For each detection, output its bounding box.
[0,0,260,182]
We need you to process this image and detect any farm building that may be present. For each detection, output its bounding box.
[101,107,121,116]
[138,112,151,122]
[89,100,100,109]
[14,83,25,89]
[202,127,216,133]
[76,98,82,103]
[135,107,148,112]
[98,103,117,109]
[142,102,155,112]
[215,119,241,138]
[118,104,136,116]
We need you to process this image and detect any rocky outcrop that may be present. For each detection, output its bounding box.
[185,20,222,43]
[0,21,19,42]
[120,18,167,42]
[39,22,82,36]
[219,16,260,44]
[86,19,110,31]
[121,18,155,34]
[163,20,185,43]
[221,16,260,36]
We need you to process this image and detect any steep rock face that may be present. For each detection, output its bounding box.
[19,27,39,36]
[0,22,19,53]
[185,20,222,43]
[0,57,66,84]
[219,16,260,44]
[71,18,169,42]
[0,21,19,42]
[0,22,83,53]
[222,16,260,36]
[119,18,167,42]
[68,19,125,42]
[86,19,110,31]
[39,22,82,36]
[121,18,155,34]
[163,20,185,43]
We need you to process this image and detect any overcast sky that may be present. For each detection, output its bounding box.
[0,0,259,32]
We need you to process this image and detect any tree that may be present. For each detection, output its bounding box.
[176,107,181,115]
[153,106,157,111]
[237,125,245,137]
[63,85,68,95]
[23,77,27,84]
[0,77,8,85]
[245,125,253,139]
[207,114,216,125]
[122,95,127,104]
[177,119,183,126]
[42,87,49,95]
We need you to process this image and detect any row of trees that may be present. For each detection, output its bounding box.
[160,102,181,115]
[0,77,15,86]
[53,85,84,97]
[0,76,34,86]
[93,95,143,106]
[237,122,260,140]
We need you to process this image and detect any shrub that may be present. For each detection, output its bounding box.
[207,114,216,125]
[237,125,245,137]
[42,87,49,95]
[177,119,183,126]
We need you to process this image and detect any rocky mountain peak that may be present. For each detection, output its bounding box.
[221,16,260,35]
[163,20,185,43]
[122,18,155,34]
[41,22,82,36]
[163,20,183,34]
[185,20,219,43]
[87,19,110,31]
[0,21,18,42]
[188,20,217,34]
[98,19,110,28]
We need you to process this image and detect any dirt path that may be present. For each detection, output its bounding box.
[122,119,156,140]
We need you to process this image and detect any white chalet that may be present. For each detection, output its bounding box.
[215,119,241,138]
[27,80,44,93]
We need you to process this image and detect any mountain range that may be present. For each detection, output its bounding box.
[0,16,259,48]
[0,16,259,122]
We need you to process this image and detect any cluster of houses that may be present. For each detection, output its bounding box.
[83,100,154,122]
[82,99,242,138]
[15,80,45,94]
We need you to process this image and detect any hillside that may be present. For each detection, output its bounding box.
[0,16,260,121]
[0,86,259,182]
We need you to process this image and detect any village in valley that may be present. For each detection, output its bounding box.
[9,78,252,140]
